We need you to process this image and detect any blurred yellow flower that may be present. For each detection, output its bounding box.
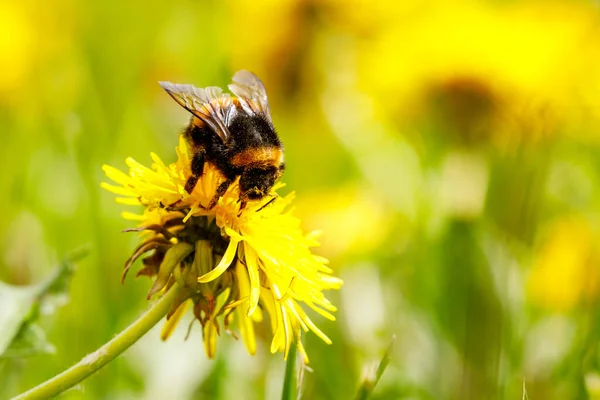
[355,0,600,145]
[102,136,342,362]
[296,186,391,259]
[0,4,34,99]
[528,217,600,311]
[0,1,79,104]
[224,0,303,95]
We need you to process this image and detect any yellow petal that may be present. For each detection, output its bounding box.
[115,197,143,205]
[150,152,169,170]
[102,164,132,185]
[197,237,239,283]
[296,339,309,364]
[121,211,145,221]
[224,226,244,242]
[280,304,293,358]
[294,304,332,345]
[203,322,218,359]
[100,182,135,197]
[160,300,190,340]
[243,244,261,317]
[237,306,256,355]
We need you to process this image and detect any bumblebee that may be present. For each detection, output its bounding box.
[159,71,284,210]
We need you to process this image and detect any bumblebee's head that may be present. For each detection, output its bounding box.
[240,166,278,201]
[245,189,266,200]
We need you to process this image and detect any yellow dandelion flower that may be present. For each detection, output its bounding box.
[102,135,342,362]
[350,0,600,146]
[528,217,600,311]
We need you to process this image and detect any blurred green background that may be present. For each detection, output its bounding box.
[3,0,600,398]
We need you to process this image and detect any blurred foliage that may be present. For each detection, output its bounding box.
[3,0,600,398]
[0,250,81,360]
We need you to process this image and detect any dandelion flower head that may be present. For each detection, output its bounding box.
[102,131,342,363]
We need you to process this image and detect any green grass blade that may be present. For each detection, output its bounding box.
[355,335,396,400]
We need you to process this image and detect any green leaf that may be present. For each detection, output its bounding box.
[0,247,87,359]
[0,281,39,356]
[1,323,55,358]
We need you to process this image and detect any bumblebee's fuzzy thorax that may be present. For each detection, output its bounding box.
[160,71,284,209]
[231,147,284,168]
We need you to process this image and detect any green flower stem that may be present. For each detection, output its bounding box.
[12,283,182,400]
[281,345,297,400]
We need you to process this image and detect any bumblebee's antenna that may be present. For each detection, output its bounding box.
[256,195,278,213]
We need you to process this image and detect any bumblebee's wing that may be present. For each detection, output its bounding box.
[159,82,236,143]
[228,70,272,124]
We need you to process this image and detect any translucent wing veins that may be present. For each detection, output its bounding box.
[159,71,272,142]
[228,70,272,123]
[159,82,236,143]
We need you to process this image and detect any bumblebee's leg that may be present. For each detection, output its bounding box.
[207,179,234,209]
[184,176,199,194]
[185,151,205,194]
[191,151,205,176]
